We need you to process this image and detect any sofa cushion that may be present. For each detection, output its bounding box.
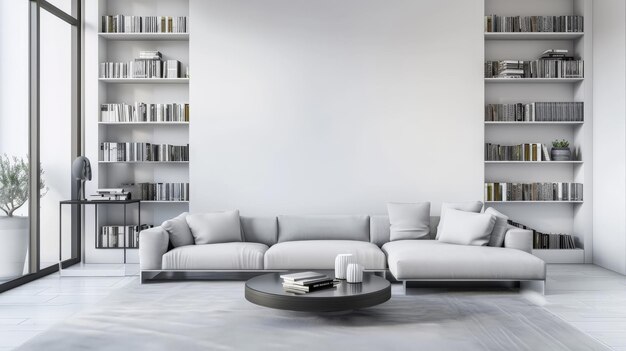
[161,242,268,270]
[436,201,483,239]
[241,216,277,246]
[264,240,386,270]
[382,240,545,280]
[186,210,243,245]
[387,202,430,241]
[161,212,194,247]
[370,216,441,246]
[485,207,509,247]
[437,209,495,246]
[277,215,369,242]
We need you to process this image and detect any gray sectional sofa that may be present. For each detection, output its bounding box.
[139,214,546,292]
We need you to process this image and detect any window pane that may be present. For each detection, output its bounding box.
[45,0,72,17]
[0,0,30,283]
[39,9,73,269]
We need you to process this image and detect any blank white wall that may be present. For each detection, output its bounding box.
[593,0,626,274]
[189,0,484,216]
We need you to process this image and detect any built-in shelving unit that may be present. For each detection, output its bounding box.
[484,0,592,264]
[485,78,584,84]
[485,32,584,40]
[98,78,189,84]
[98,33,189,41]
[85,0,190,264]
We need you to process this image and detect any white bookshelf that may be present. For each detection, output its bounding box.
[98,122,189,125]
[85,0,190,264]
[484,161,583,164]
[99,78,189,84]
[99,33,189,41]
[484,121,584,125]
[485,32,584,40]
[485,78,584,84]
[484,0,592,263]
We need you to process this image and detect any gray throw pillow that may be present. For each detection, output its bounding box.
[436,201,483,239]
[485,207,509,247]
[387,202,430,240]
[437,209,496,246]
[186,210,243,244]
[161,212,194,247]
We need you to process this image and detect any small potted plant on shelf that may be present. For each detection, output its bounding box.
[551,139,571,161]
[0,154,46,279]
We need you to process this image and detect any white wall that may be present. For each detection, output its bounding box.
[593,0,626,274]
[189,0,484,216]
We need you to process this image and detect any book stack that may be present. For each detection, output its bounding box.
[89,188,131,201]
[485,143,550,161]
[99,51,183,79]
[101,15,188,33]
[485,102,584,122]
[485,50,584,79]
[485,182,583,202]
[100,142,189,162]
[100,102,189,123]
[280,272,339,294]
[98,224,152,248]
[508,220,577,250]
[124,182,190,201]
[484,15,583,33]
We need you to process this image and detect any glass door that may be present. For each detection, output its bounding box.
[0,0,31,284]
[0,0,81,292]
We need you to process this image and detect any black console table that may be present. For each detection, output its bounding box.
[59,199,141,265]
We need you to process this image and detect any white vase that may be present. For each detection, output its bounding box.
[0,216,29,280]
[334,254,356,280]
[346,263,364,284]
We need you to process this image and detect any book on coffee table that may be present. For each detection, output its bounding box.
[280,271,327,282]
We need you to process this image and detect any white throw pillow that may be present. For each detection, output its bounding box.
[437,209,495,246]
[436,201,483,239]
[485,207,509,247]
[161,212,194,247]
[387,202,431,241]
[186,210,243,245]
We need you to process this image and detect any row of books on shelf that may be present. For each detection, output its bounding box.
[508,221,577,250]
[280,272,339,294]
[101,15,187,33]
[485,143,553,161]
[485,182,583,202]
[485,59,583,79]
[485,102,583,122]
[97,225,152,249]
[89,188,131,201]
[100,52,184,79]
[485,15,584,33]
[100,103,189,123]
[124,182,190,201]
[100,143,189,162]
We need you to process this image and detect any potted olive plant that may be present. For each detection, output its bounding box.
[0,155,46,279]
[551,139,571,161]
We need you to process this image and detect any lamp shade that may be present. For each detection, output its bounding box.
[71,156,92,181]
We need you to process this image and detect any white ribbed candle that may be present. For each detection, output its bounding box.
[346,263,364,283]
[334,254,356,279]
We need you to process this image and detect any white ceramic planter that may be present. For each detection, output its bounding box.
[334,254,356,280]
[346,263,364,284]
[0,216,29,280]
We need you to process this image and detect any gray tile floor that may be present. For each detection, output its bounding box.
[0,264,624,350]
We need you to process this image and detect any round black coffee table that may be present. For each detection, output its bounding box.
[245,271,391,312]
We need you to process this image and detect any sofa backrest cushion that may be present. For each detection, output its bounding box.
[370,215,440,247]
[277,215,370,242]
[241,216,278,246]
